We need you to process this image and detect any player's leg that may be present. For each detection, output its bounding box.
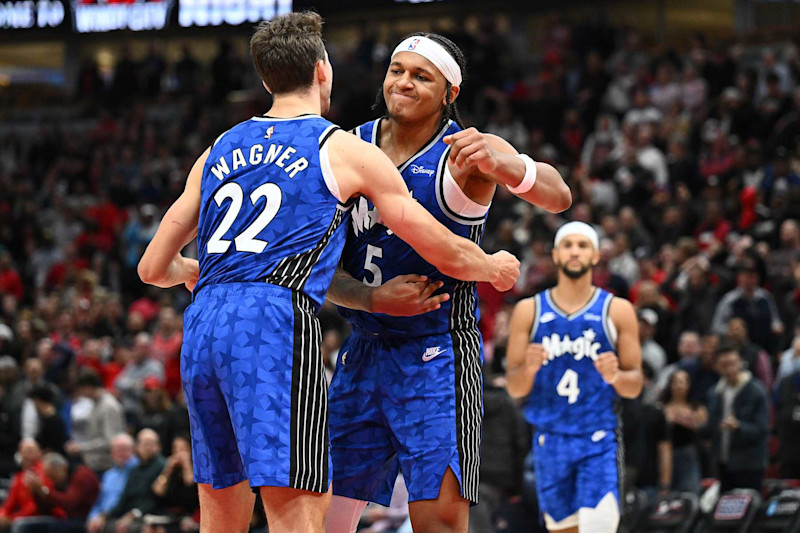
[327,333,399,533]
[180,295,253,532]
[324,496,368,533]
[198,481,256,533]
[260,485,332,533]
[533,433,580,533]
[408,467,470,533]
[575,430,622,533]
[388,331,481,533]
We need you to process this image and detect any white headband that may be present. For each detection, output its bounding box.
[554,222,599,250]
[391,36,462,87]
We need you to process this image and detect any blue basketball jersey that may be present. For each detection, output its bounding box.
[523,288,620,434]
[195,114,350,309]
[337,118,488,336]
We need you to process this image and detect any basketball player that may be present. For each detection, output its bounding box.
[137,14,520,533]
[324,33,571,533]
[505,222,643,532]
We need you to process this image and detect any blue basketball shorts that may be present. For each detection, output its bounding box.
[532,428,622,526]
[328,328,483,506]
[181,283,330,492]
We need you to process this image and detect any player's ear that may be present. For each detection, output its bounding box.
[262,80,272,95]
[592,249,600,266]
[443,84,460,106]
[316,58,328,85]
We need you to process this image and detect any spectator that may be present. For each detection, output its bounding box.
[680,333,721,408]
[9,358,60,442]
[777,323,800,383]
[87,434,139,533]
[662,255,722,337]
[25,452,100,531]
[638,308,667,373]
[0,439,57,530]
[65,371,125,474]
[0,249,23,303]
[705,344,770,492]
[711,256,784,354]
[0,356,20,478]
[662,369,707,493]
[775,367,800,478]
[28,386,67,456]
[654,330,702,401]
[725,317,774,390]
[146,435,199,533]
[114,332,164,418]
[133,377,171,448]
[150,307,182,397]
[91,429,164,533]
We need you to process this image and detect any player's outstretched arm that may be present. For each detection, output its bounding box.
[138,148,208,291]
[595,297,643,399]
[328,131,519,291]
[505,298,545,399]
[443,129,571,213]
[326,267,449,316]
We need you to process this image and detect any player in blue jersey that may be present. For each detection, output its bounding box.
[137,13,521,533]
[324,33,571,533]
[505,222,643,532]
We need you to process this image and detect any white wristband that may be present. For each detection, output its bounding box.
[506,153,537,195]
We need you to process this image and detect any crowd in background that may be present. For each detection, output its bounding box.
[1,12,800,533]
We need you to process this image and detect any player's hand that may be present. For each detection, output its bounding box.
[444,127,499,174]
[594,351,619,385]
[526,343,548,371]
[372,275,449,317]
[489,251,520,292]
[182,258,199,292]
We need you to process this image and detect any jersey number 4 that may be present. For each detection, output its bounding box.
[556,369,580,404]
[207,182,282,254]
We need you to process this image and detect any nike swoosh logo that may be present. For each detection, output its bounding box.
[422,348,447,362]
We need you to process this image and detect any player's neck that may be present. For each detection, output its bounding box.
[552,274,595,312]
[266,92,321,118]
[382,113,444,162]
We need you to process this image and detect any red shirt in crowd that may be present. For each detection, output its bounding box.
[34,465,100,519]
[0,462,61,520]
[0,267,23,302]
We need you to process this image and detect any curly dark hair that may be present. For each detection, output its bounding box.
[374,32,467,128]
[250,11,326,94]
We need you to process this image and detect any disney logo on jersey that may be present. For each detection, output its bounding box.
[541,329,601,364]
[409,164,435,177]
[351,191,415,237]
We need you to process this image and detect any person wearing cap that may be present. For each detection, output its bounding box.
[505,222,642,533]
[324,31,570,533]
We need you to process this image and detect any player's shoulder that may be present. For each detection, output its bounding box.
[606,294,636,320]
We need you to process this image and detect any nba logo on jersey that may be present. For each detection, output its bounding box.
[264,125,275,139]
[408,38,420,50]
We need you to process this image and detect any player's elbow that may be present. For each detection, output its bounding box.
[551,181,572,213]
[137,259,161,286]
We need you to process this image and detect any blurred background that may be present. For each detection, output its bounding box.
[2,0,800,531]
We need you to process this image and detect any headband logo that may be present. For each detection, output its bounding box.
[408,38,420,50]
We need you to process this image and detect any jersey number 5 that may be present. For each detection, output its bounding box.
[363,244,383,287]
[556,369,580,404]
[207,182,282,254]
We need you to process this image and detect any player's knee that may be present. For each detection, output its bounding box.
[577,493,620,533]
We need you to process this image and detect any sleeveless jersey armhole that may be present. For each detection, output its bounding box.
[318,125,343,203]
